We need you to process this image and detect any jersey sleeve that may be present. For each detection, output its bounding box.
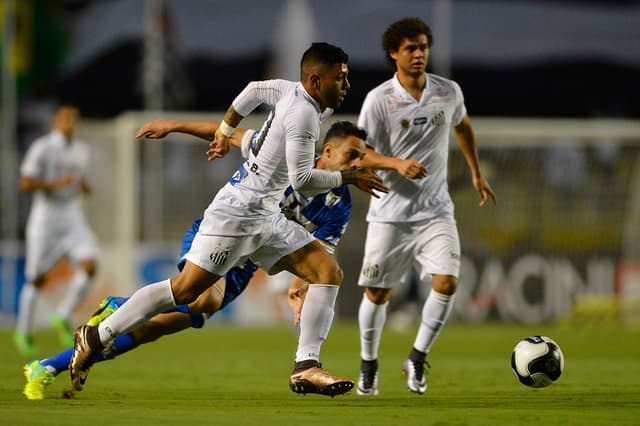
[20,139,45,179]
[285,106,342,192]
[232,79,298,117]
[357,91,386,149]
[239,129,257,160]
[450,80,467,126]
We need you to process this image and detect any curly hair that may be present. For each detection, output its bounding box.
[382,17,433,69]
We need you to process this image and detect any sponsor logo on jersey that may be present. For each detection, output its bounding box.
[413,116,428,125]
[210,245,230,265]
[430,111,445,126]
[388,94,411,112]
[362,263,380,279]
[324,192,341,208]
[434,88,449,97]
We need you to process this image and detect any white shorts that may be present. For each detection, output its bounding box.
[25,219,98,281]
[357,215,460,289]
[184,212,315,275]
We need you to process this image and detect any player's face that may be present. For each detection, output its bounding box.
[390,35,429,77]
[53,106,79,136]
[318,63,350,110]
[323,135,366,171]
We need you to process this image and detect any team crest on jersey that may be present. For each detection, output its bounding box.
[324,192,341,208]
[400,119,410,129]
[362,263,380,279]
[209,245,230,266]
[430,111,445,126]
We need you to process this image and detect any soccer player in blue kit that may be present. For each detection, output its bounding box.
[23,119,369,400]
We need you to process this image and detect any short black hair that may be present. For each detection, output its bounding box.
[323,121,367,144]
[382,17,433,69]
[300,42,349,70]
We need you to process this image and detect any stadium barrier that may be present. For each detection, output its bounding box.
[1,114,639,326]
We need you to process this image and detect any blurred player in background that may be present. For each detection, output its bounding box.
[23,120,366,399]
[14,105,99,357]
[69,43,387,397]
[355,17,496,396]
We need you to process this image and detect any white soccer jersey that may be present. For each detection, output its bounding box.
[358,72,467,223]
[20,130,91,226]
[199,81,342,236]
[20,130,97,278]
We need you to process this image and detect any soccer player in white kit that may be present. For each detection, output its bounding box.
[355,18,497,396]
[15,105,99,357]
[69,42,388,397]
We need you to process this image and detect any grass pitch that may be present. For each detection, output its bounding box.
[1,322,639,425]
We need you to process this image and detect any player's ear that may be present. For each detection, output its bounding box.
[310,74,320,89]
[322,143,332,157]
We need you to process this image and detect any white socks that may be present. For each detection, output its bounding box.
[16,282,37,334]
[98,279,176,346]
[295,284,339,362]
[413,289,455,354]
[358,293,388,361]
[56,269,90,320]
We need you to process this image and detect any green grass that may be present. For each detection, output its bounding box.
[1,322,639,425]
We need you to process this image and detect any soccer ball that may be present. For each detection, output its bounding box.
[511,335,564,388]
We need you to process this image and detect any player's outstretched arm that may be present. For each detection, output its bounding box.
[341,168,390,198]
[136,119,219,141]
[454,115,497,206]
[362,148,428,179]
[136,118,247,152]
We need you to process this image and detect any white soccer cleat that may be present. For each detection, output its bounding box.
[402,358,429,394]
[356,370,379,396]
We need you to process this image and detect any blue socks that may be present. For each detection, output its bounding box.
[41,333,140,375]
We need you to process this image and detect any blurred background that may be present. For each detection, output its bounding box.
[1,0,640,329]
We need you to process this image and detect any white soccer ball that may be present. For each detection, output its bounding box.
[511,335,564,388]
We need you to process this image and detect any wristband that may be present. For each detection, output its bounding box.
[219,121,236,137]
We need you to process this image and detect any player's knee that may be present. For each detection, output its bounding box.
[308,262,343,285]
[432,275,458,295]
[365,287,391,304]
[324,263,343,285]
